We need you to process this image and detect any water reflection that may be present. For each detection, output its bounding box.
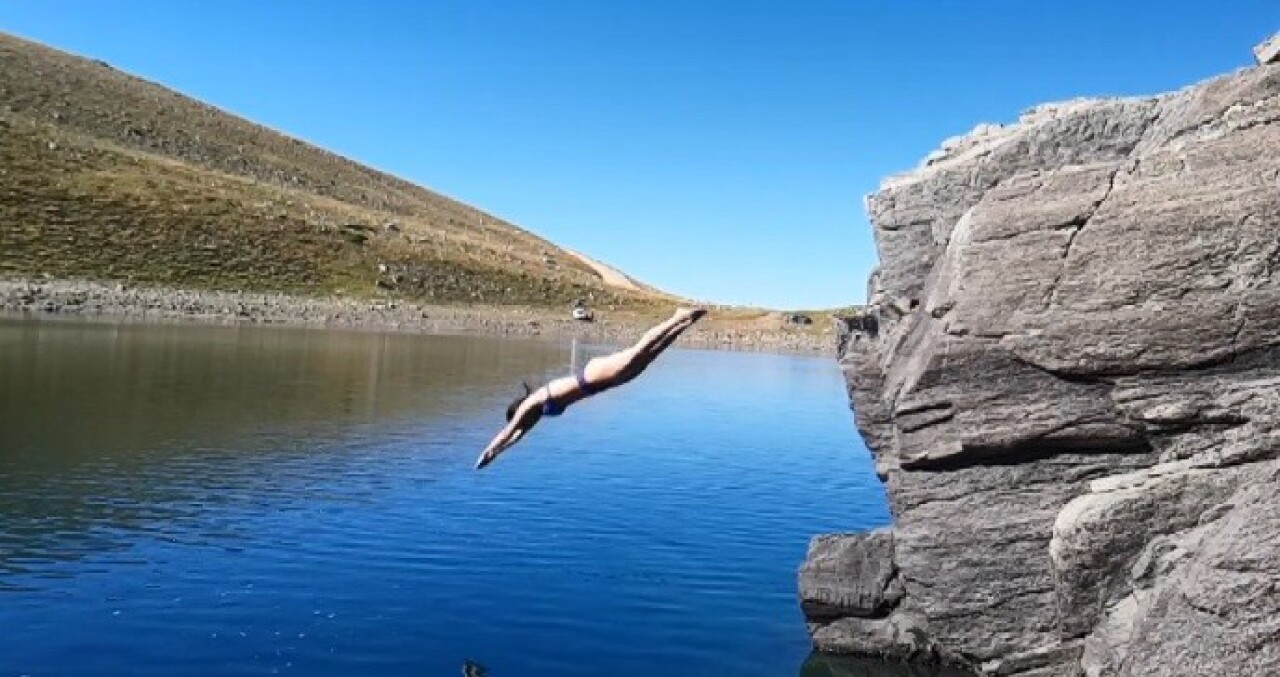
[0,318,569,575]
[1,317,894,676]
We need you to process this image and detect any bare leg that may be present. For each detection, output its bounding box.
[639,312,702,359]
[642,308,707,353]
[630,309,698,356]
[584,308,706,385]
[646,318,695,356]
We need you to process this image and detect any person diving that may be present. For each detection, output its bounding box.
[474,307,707,469]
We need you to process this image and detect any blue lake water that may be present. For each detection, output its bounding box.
[0,318,895,676]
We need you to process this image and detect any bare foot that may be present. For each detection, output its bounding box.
[677,307,708,323]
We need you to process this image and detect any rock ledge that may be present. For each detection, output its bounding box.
[803,57,1280,676]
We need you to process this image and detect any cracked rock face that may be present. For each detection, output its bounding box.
[803,62,1280,676]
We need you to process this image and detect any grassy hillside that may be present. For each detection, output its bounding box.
[0,32,670,308]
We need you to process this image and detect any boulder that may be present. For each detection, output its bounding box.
[799,530,903,621]
[1255,32,1280,65]
[802,58,1280,675]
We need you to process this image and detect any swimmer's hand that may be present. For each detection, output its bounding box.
[474,425,526,470]
[475,447,498,470]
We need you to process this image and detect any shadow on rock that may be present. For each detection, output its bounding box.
[800,652,975,677]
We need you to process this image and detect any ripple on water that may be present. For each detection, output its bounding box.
[0,321,894,676]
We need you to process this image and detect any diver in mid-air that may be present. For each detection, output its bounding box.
[475,307,707,470]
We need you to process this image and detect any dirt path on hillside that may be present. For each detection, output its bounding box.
[564,249,644,292]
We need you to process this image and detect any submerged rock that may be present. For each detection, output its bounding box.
[803,55,1280,675]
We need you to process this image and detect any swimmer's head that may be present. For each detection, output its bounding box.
[505,381,533,422]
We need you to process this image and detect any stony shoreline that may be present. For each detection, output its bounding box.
[0,278,834,354]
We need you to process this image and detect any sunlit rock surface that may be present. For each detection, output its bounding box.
[804,58,1280,676]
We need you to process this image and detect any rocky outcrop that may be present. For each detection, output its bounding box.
[1256,32,1280,65]
[802,58,1280,675]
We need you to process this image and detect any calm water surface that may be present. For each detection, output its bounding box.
[1,318,899,676]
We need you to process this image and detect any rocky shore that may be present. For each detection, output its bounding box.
[0,278,833,354]
[800,47,1280,676]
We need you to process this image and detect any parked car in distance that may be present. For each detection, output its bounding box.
[572,307,594,322]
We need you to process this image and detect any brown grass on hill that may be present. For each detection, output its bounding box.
[0,32,669,308]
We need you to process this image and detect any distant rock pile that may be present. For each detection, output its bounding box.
[802,47,1280,676]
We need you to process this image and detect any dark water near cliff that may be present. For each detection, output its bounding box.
[1,318,918,676]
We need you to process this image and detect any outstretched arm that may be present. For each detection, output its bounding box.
[475,399,539,469]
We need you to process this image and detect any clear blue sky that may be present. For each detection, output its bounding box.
[2,2,1275,308]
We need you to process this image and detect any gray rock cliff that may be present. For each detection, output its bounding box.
[801,58,1280,676]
